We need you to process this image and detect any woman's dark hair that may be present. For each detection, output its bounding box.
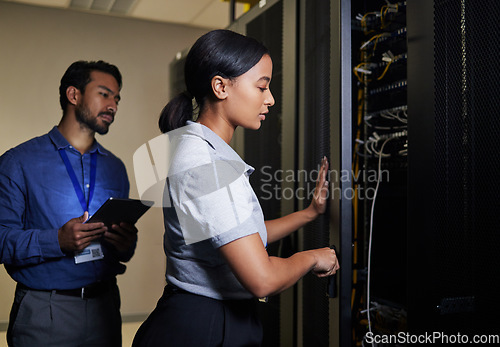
[59,60,122,111]
[159,29,270,133]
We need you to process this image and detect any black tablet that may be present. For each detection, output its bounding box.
[86,197,153,228]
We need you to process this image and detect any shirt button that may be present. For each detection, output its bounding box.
[69,146,73,149]
[86,184,90,188]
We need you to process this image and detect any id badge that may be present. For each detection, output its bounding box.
[74,241,104,264]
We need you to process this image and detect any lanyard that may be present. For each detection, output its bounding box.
[58,148,97,212]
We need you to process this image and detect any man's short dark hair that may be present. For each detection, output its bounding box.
[59,60,122,111]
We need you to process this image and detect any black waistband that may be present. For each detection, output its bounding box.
[163,284,265,304]
[163,284,188,296]
[18,279,116,299]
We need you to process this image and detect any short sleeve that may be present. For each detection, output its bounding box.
[167,159,266,247]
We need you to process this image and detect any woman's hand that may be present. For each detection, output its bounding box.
[219,234,339,297]
[311,247,340,277]
[307,156,329,217]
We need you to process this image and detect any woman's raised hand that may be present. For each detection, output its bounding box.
[309,156,329,216]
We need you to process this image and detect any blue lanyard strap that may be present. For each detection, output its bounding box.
[58,148,97,212]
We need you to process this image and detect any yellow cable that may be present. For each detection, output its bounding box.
[360,11,378,34]
[377,61,393,80]
[381,3,400,29]
[380,5,386,28]
[353,63,373,84]
[372,34,382,53]
[361,34,381,51]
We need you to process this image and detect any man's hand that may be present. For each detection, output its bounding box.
[103,222,138,254]
[58,211,107,252]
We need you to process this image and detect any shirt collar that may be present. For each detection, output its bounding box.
[48,126,108,155]
[185,120,221,151]
[184,120,255,175]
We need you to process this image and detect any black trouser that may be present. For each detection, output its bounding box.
[133,285,263,347]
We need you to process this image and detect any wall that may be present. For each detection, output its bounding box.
[0,1,208,324]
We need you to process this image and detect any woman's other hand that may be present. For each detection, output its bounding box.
[311,246,340,277]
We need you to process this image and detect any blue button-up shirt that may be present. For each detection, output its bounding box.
[0,126,131,290]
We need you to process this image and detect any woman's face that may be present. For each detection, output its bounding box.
[224,54,275,130]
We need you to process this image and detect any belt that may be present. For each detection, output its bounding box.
[18,280,115,299]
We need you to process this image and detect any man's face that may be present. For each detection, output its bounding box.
[75,71,121,135]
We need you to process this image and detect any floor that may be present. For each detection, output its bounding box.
[0,321,142,347]
[122,321,143,346]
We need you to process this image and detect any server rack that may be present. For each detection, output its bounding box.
[407,0,500,336]
[351,1,408,345]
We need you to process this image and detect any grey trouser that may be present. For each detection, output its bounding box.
[7,282,122,347]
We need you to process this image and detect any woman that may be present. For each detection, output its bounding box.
[133,29,339,347]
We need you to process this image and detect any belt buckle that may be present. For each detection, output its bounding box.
[81,287,85,299]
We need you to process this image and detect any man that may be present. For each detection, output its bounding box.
[0,60,137,346]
